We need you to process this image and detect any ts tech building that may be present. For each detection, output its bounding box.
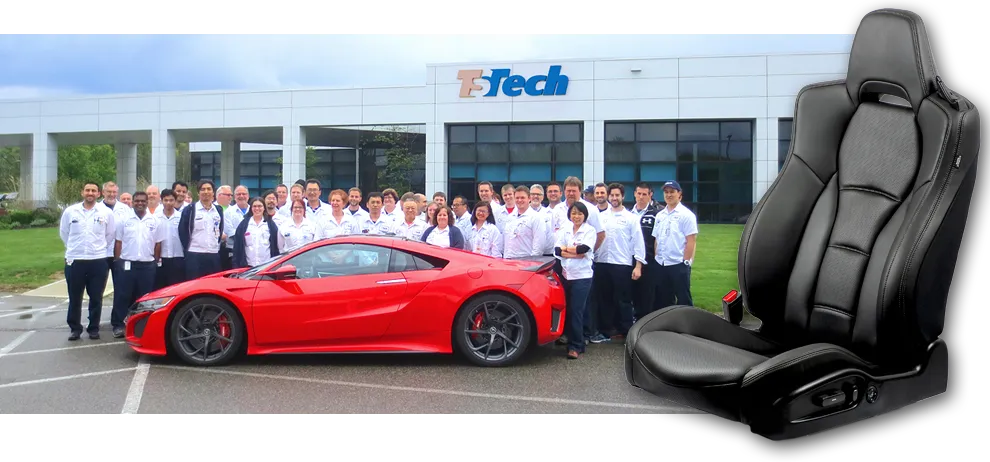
[0,52,848,224]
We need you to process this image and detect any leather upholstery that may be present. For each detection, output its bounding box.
[625,8,980,425]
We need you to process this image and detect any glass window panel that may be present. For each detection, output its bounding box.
[554,124,582,142]
[448,144,476,163]
[778,119,793,141]
[554,164,583,181]
[510,164,552,182]
[605,123,635,142]
[510,124,554,143]
[722,162,751,182]
[241,163,260,176]
[721,182,753,204]
[605,143,637,162]
[200,166,214,177]
[622,183,636,203]
[477,164,509,182]
[641,163,676,183]
[720,203,753,224]
[449,125,475,143]
[477,125,508,143]
[677,163,696,182]
[696,204,719,223]
[720,121,753,141]
[678,122,720,141]
[677,142,720,162]
[449,164,475,179]
[723,141,753,161]
[555,143,583,163]
[260,176,279,189]
[240,176,260,189]
[638,142,676,162]
[698,183,719,202]
[241,151,260,163]
[510,143,552,163]
[449,180,476,204]
[333,150,356,162]
[477,144,509,163]
[698,163,720,182]
[637,123,676,141]
[604,163,637,183]
[679,183,695,202]
[332,174,355,189]
[778,140,791,166]
[261,152,280,162]
[261,164,280,176]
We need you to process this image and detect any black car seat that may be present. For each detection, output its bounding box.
[623,8,980,440]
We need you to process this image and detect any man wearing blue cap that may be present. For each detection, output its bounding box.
[650,180,698,308]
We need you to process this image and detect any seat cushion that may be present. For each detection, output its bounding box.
[635,332,769,387]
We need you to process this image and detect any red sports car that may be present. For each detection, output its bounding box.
[124,234,566,367]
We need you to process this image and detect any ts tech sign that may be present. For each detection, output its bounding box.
[457,65,569,98]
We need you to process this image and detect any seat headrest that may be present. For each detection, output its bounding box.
[846,9,941,111]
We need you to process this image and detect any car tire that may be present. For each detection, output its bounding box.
[168,296,244,367]
[453,293,532,367]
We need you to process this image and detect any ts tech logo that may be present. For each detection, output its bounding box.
[457,65,569,98]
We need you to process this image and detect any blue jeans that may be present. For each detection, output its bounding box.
[563,277,593,353]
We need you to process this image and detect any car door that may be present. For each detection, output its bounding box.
[250,242,407,347]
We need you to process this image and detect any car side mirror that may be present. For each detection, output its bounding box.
[263,265,297,280]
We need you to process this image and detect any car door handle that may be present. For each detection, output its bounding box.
[376,279,406,285]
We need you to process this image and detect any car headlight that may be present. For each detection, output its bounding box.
[133,296,175,312]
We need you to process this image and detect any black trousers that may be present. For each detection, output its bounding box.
[185,252,222,280]
[155,257,186,290]
[65,258,109,334]
[111,260,157,329]
[633,263,663,319]
[653,262,693,309]
[595,263,636,336]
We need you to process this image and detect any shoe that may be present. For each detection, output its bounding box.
[113,327,124,339]
[68,332,81,341]
[589,333,611,344]
[88,331,100,340]
[566,350,579,359]
[555,336,568,345]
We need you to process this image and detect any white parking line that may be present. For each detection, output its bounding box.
[0,299,69,319]
[0,331,35,358]
[121,356,151,414]
[2,341,126,357]
[0,367,137,389]
[158,365,682,412]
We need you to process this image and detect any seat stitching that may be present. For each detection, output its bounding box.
[812,304,855,318]
[741,347,852,386]
[828,244,870,257]
[839,186,901,202]
[632,350,747,389]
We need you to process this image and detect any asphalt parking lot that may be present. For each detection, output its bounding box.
[0,292,698,414]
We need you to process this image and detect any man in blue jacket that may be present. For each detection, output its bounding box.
[178,180,225,281]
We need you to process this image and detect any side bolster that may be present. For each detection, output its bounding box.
[738,81,856,330]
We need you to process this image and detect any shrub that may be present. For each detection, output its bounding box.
[8,210,33,226]
[33,207,61,224]
[30,218,49,228]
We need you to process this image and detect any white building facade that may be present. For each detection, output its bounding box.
[0,52,850,223]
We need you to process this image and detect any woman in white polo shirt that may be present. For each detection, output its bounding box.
[554,201,597,360]
[278,198,323,252]
[421,205,466,249]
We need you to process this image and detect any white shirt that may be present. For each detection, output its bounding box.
[60,201,116,262]
[394,219,429,242]
[493,204,519,234]
[425,226,453,248]
[224,204,251,248]
[346,207,370,223]
[305,200,331,220]
[381,206,402,222]
[652,202,699,266]
[188,202,223,254]
[555,223,598,280]
[157,208,184,259]
[502,207,547,259]
[530,205,557,255]
[116,210,166,262]
[552,198,604,238]
[466,222,503,258]
[317,212,358,239]
[453,211,472,235]
[357,214,396,235]
[242,218,283,267]
[101,201,130,257]
[598,207,647,267]
[279,217,323,252]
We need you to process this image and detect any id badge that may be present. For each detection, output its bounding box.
[124,261,131,271]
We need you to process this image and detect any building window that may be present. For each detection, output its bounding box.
[778,118,793,171]
[447,123,584,206]
[191,152,220,187]
[603,120,753,224]
[311,149,358,191]
[239,150,281,197]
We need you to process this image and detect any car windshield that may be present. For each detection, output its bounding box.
[235,254,284,278]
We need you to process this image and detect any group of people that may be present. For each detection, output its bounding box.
[58,175,698,360]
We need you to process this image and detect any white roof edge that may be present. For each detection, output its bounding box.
[0,83,430,104]
[424,49,851,67]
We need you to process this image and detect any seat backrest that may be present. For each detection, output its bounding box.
[738,9,980,366]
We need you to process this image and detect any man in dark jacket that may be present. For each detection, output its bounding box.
[178,180,225,281]
[631,183,660,320]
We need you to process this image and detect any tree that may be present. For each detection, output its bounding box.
[364,126,418,193]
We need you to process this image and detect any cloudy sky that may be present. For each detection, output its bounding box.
[0,34,854,99]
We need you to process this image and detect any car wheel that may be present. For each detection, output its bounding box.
[454,293,532,367]
[169,296,244,367]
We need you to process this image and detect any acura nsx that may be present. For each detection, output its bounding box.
[124,234,566,367]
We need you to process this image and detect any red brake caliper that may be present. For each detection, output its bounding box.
[471,313,484,341]
[217,314,231,347]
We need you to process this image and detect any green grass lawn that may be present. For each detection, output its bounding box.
[0,225,746,312]
[0,227,67,292]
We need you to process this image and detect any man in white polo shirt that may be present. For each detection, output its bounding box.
[651,180,698,309]
[502,186,547,259]
[592,183,646,341]
[111,191,165,338]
